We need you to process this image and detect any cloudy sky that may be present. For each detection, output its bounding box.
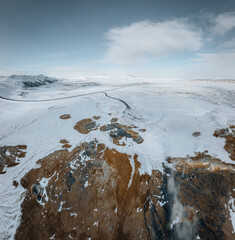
[1,0,235,79]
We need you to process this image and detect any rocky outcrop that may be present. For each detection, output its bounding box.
[0,145,27,174]
[214,125,235,160]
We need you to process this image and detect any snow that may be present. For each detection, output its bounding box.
[0,77,234,239]
[84,181,89,188]
[70,212,78,217]
[39,172,57,203]
[228,194,235,233]
[58,201,65,212]
[49,234,56,239]
[5,150,10,156]
[93,221,99,227]
[137,208,142,213]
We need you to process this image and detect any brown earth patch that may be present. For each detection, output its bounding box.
[93,116,101,120]
[214,126,235,160]
[74,118,98,134]
[60,114,71,120]
[100,123,144,145]
[110,118,118,123]
[60,140,71,148]
[62,144,72,149]
[0,145,27,174]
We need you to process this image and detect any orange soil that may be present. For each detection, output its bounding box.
[110,118,118,123]
[60,114,71,120]
[93,116,101,120]
[62,144,72,149]
[74,118,98,134]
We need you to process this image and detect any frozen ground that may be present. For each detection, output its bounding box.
[0,76,234,239]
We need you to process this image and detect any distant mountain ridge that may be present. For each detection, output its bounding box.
[4,74,58,88]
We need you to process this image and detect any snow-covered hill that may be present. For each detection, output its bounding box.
[0,75,58,98]
[0,77,234,239]
[2,74,58,87]
[0,74,107,100]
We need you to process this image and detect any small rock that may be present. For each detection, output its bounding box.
[192,132,201,137]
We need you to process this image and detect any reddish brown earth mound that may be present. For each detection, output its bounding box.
[110,118,118,123]
[60,139,72,149]
[60,114,71,120]
[93,116,101,120]
[74,118,99,134]
[0,145,27,174]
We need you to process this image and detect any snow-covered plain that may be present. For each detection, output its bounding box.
[0,76,234,239]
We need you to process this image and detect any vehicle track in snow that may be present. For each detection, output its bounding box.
[0,84,139,103]
[104,92,131,109]
[104,92,142,120]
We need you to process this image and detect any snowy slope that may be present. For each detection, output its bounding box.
[0,77,234,239]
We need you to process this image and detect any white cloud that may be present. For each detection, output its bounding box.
[104,20,203,64]
[189,51,235,79]
[211,11,235,36]
[113,51,235,79]
[44,66,87,80]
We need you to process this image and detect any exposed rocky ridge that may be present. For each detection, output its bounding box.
[5,75,58,89]
[0,145,27,174]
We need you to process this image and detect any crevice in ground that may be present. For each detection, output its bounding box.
[104,92,142,120]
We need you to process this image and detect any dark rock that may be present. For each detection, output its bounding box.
[32,184,41,195]
[192,132,201,137]
[66,172,76,191]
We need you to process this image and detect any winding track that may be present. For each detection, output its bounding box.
[0,84,139,103]
[104,92,142,120]
[104,92,131,109]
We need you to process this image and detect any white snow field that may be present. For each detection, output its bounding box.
[0,75,234,239]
